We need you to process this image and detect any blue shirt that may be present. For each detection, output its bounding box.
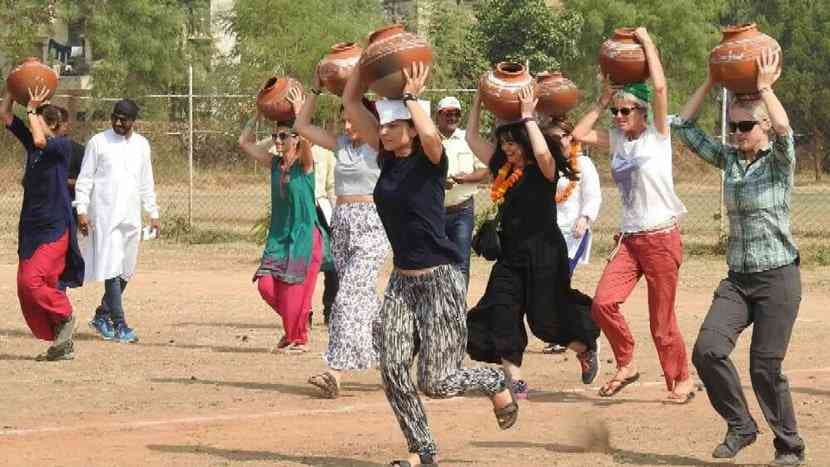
[7,116,84,287]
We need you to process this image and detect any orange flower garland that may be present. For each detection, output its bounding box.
[491,143,584,205]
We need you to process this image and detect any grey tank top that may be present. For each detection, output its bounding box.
[334,134,380,196]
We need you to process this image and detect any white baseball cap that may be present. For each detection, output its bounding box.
[437,96,462,112]
[376,98,431,125]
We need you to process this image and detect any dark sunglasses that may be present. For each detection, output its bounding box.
[272,131,297,140]
[728,120,759,133]
[609,106,639,116]
[111,113,134,123]
[440,110,461,117]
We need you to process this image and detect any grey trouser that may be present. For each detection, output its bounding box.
[692,261,804,453]
[375,264,506,458]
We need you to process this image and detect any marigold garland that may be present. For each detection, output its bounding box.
[491,143,584,205]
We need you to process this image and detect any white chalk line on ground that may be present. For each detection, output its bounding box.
[2,366,828,439]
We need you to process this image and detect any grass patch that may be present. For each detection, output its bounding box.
[163,215,248,245]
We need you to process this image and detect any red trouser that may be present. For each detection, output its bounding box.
[591,227,689,390]
[257,228,323,345]
[17,231,73,341]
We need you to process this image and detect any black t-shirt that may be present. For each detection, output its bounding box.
[373,147,462,269]
[67,140,85,200]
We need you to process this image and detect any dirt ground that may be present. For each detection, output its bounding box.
[1,239,829,467]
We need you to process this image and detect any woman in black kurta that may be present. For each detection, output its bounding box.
[464,87,600,399]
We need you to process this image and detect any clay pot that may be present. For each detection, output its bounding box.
[599,28,649,85]
[359,24,433,98]
[5,57,59,105]
[318,42,363,96]
[535,71,579,117]
[478,62,533,121]
[710,23,781,96]
[256,76,303,122]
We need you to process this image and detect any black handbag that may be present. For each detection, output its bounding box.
[472,205,504,261]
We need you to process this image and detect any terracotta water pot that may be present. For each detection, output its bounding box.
[535,71,579,117]
[256,76,303,122]
[478,62,533,121]
[599,28,649,85]
[318,42,363,96]
[359,24,433,98]
[710,23,781,97]
[6,57,59,105]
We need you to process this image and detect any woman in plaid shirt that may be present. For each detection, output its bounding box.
[672,49,805,466]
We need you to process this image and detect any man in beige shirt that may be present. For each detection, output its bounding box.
[436,96,489,287]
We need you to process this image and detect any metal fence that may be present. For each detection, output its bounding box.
[1,84,828,252]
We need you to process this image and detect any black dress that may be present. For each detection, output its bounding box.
[466,162,598,366]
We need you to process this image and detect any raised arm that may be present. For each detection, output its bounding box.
[571,75,612,150]
[403,62,443,165]
[634,27,668,136]
[238,111,273,164]
[672,72,727,170]
[298,137,314,174]
[342,62,379,152]
[519,85,556,181]
[757,48,790,136]
[465,89,496,165]
[288,71,338,150]
[0,87,13,127]
[679,70,714,122]
[27,86,51,149]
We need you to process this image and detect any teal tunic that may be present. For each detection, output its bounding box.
[255,157,332,284]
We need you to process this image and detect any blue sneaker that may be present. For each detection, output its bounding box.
[113,322,139,343]
[88,316,115,340]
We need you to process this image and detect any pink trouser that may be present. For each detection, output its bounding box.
[257,228,323,345]
[17,231,73,341]
[591,226,689,390]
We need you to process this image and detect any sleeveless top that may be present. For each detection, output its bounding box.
[334,134,380,196]
[255,157,332,283]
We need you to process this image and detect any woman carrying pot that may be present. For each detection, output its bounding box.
[674,50,805,465]
[343,62,516,467]
[465,86,600,399]
[288,70,390,399]
[238,112,332,354]
[571,27,695,403]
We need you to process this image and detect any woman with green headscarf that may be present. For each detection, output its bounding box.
[571,27,695,404]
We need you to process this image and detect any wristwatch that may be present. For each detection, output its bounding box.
[26,109,37,115]
[402,92,417,103]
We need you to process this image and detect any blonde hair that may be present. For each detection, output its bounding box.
[613,90,649,110]
[728,98,770,123]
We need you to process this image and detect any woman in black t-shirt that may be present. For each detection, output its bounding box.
[464,86,601,400]
[343,62,516,467]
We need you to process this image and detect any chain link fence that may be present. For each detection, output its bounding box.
[1,90,828,255]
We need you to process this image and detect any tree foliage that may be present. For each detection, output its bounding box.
[0,0,57,71]
[472,0,583,74]
[425,1,487,90]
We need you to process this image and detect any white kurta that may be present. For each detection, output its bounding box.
[73,129,159,282]
[556,155,601,264]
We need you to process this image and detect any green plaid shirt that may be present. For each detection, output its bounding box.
[671,118,798,273]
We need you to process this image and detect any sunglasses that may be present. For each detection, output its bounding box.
[272,131,297,141]
[609,107,639,116]
[440,110,461,118]
[728,120,759,133]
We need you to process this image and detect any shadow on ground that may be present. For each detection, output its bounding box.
[149,377,318,397]
[146,444,382,466]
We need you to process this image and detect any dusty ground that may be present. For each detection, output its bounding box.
[1,239,829,467]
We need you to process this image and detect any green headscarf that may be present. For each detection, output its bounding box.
[622,82,652,104]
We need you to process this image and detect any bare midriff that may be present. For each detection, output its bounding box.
[336,194,374,205]
[395,266,438,276]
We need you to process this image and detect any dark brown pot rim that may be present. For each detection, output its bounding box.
[721,23,757,34]
[614,27,637,37]
[368,24,405,43]
[495,62,526,76]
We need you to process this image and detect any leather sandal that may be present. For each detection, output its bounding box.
[492,375,519,430]
[598,372,640,397]
[308,371,340,399]
[389,453,438,466]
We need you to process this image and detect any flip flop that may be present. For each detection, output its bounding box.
[492,373,519,430]
[598,372,640,397]
[663,390,696,405]
[308,371,340,399]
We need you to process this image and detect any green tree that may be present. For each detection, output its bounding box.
[425,0,487,90]
[0,0,56,71]
[471,0,583,74]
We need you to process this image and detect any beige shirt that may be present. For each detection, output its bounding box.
[442,128,487,207]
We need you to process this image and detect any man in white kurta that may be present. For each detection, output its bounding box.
[74,99,160,343]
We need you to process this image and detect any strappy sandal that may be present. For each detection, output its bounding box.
[598,372,640,397]
[492,377,519,430]
[664,390,696,405]
[278,343,308,355]
[308,371,340,399]
[389,453,437,466]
